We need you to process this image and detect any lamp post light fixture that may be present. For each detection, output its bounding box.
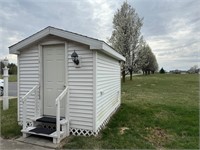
[71,50,79,65]
[3,57,9,68]
[3,57,9,110]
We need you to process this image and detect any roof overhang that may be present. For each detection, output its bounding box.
[9,26,125,61]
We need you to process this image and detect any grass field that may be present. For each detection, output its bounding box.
[0,74,17,82]
[64,74,199,149]
[0,98,21,138]
[0,74,199,148]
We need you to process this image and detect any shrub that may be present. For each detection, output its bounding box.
[159,68,165,74]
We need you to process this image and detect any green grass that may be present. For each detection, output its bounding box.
[0,74,17,82]
[64,74,199,149]
[0,74,198,148]
[0,99,21,138]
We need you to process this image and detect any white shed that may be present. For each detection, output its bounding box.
[9,26,125,143]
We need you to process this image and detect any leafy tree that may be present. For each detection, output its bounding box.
[188,65,199,74]
[0,61,17,75]
[8,63,17,74]
[134,39,158,75]
[159,67,165,74]
[146,52,158,74]
[109,1,143,82]
[134,39,149,74]
[0,61,3,75]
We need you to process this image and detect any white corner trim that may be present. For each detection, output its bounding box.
[92,50,97,132]
[38,45,43,115]
[17,55,20,122]
[64,42,70,121]
[64,42,68,87]
[119,62,122,104]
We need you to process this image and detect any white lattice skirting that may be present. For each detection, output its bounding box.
[20,104,120,137]
[70,104,120,136]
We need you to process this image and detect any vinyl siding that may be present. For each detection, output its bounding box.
[18,45,39,122]
[96,52,121,130]
[68,42,94,130]
[18,37,94,131]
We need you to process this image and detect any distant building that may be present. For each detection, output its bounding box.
[169,70,187,74]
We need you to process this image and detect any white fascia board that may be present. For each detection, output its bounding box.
[9,28,50,54]
[100,43,126,61]
[9,26,125,61]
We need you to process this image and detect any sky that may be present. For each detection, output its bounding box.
[0,0,199,71]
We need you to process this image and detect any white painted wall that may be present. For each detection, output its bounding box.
[18,36,94,131]
[68,42,94,130]
[18,36,121,132]
[18,45,39,122]
[96,52,121,131]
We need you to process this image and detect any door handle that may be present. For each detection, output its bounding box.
[64,84,66,88]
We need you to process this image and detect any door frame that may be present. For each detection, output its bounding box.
[38,41,68,116]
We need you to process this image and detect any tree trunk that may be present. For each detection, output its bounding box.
[128,67,133,80]
[130,70,132,80]
[122,70,125,82]
[122,64,126,83]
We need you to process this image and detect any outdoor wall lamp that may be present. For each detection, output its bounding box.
[71,50,79,65]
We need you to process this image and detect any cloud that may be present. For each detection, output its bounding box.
[129,0,200,70]
[0,0,120,63]
[0,0,199,70]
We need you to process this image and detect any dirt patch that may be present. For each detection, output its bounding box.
[144,127,173,148]
[119,127,129,135]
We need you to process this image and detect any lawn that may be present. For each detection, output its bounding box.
[64,74,199,149]
[0,98,21,138]
[0,74,199,149]
[0,74,17,82]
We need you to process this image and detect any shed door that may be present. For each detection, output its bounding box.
[43,44,65,116]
